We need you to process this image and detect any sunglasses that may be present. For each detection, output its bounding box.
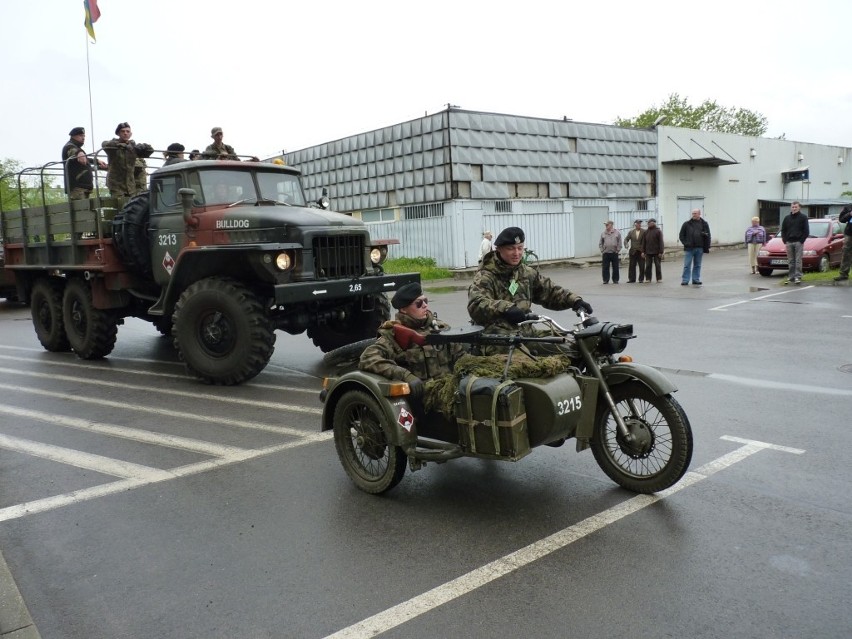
[413,298,429,309]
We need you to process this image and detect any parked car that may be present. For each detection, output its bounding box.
[757,218,845,276]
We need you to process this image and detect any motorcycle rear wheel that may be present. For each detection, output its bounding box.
[332,391,407,494]
[590,381,693,494]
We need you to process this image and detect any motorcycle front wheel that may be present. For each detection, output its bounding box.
[332,391,407,494]
[590,381,693,494]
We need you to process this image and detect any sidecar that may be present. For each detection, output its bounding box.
[319,329,600,494]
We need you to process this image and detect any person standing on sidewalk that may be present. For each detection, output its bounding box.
[745,216,767,274]
[641,218,665,283]
[599,220,622,284]
[834,205,852,282]
[624,219,646,283]
[679,209,711,286]
[780,201,809,285]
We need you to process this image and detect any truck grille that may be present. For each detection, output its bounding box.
[312,235,364,279]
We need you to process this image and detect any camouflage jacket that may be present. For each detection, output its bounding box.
[359,311,466,382]
[202,142,238,160]
[467,252,582,336]
[101,138,154,197]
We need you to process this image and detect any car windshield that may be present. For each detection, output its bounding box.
[808,220,829,237]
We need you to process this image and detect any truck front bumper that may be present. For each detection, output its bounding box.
[272,272,421,305]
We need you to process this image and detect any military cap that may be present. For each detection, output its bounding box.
[115,122,130,134]
[211,126,223,136]
[647,218,656,223]
[493,227,525,247]
[69,127,85,136]
[167,142,185,153]
[634,219,643,224]
[391,282,422,309]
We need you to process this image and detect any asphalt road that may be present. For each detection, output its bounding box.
[0,250,850,639]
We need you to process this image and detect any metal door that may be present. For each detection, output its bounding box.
[573,206,609,258]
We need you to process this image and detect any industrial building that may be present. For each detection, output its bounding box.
[282,108,851,269]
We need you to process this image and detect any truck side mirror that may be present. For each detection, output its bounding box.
[178,188,198,226]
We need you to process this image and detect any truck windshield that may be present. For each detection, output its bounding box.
[199,170,257,205]
[256,172,307,206]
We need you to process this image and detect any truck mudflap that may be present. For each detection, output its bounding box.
[273,272,420,305]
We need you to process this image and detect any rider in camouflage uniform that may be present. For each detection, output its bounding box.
[359,282,466,398]
[468,226,592,354]
[101,122,154,197]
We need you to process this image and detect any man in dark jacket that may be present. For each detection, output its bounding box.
[780,201,810,285]
[679,209,711,286]
[641,218,665,283]
[834,205,852,282]
[61,127,106,199]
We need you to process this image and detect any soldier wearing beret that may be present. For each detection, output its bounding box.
[163,142,187,166]
[359,282,466,401]
[202,127,239,161]
[101,122,154,197]
[61,127,106,200]
[468,226,592,353]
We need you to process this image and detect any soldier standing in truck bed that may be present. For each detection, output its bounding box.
[101,122,154,197]
[61,126,106,199]
[202,127,239,160]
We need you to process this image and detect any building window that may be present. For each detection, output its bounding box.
[494,200,512,213]
[404,203,444,219]
[361,208,396,223]
[636,200,648,211]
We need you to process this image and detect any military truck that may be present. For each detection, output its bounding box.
[0,159,418,384]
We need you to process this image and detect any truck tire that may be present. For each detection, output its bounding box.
[307,294,390,353]
[112,191,152,277]
[62,278,118,360]
[31,278,70,352]
[172,277,275,385]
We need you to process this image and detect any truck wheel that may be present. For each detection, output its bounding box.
[307,294,390,353]
[322,338,375,367]
[31,278,70,352]
[172,277,275,385]
[62,279,118,360]
[112,191,152,277]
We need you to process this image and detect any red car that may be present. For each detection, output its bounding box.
[757,218,845,276]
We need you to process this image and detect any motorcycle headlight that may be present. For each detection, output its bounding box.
[600,323,635,355]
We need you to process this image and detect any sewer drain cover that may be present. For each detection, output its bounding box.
[840,364,852,374]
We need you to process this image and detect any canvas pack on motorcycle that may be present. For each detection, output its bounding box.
[455,376,530,460]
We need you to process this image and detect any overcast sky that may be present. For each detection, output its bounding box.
[3,0,852,169]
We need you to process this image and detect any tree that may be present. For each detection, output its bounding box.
[1,158,65,212]
[614,93,768,136]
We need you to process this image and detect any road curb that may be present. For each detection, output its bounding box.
[0,550,40,639]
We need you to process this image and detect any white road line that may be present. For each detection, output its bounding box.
[0,349,320,394]
[0,382,317,437]
[708,373,852,397]
[0,433,168,480]
[0,403,247,457]
[0,433,332,523]
[0,366,323,415]
[709,286,813,311]
[323,437,804,639]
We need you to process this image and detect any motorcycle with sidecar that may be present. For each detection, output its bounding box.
[319,313,693,495]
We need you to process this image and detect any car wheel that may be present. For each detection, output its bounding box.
[758,268,772,277]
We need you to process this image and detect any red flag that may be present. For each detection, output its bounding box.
[83,0,101,42]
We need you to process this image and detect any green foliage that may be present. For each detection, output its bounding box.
[841,190,852,197]
[1,157,65,212]
[383,256,452,280]
[614,93,768,136]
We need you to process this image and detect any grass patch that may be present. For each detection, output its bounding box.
[384,257,452,280]
[801,268,841,283]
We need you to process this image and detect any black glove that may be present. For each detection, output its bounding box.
[572,298,593,315]
[406,377,424,400]
[503,306,528,325]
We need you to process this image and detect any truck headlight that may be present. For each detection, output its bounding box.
[275,252,293,271]
[370,246,388,265]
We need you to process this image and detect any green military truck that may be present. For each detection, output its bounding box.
[0,159,417,384]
